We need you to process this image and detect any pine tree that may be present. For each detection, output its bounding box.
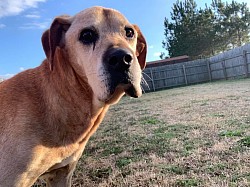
[215,0,250,48]
[162,0,198,58]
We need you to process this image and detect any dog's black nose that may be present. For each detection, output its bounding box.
[107,49,133,71]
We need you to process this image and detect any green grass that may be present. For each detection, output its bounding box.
[160,165,188,175]
[238,136,250,147]
[141,116,163,125]
[175,179,201,187]
[116,157,133,168]
[219,130,244,137]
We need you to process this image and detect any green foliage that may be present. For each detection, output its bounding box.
[239,136,250,147]
[116,157,132,168]
[175,178,200,187]
[102,146,124,156]
[219,130,243,137]
[162,165,188,175]
[141,117,163,125]
[162,0,250,59]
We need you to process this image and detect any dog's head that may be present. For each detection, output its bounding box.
[42,6,147,104]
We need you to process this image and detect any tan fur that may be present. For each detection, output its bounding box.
[0,6,147,187]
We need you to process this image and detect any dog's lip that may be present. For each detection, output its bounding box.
[124,84,141,98]
[114,83,142,98]
[105,83,142,103]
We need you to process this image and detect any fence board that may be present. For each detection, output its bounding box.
[142,43,250,92]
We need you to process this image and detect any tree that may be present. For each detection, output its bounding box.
[212,0,250,49]
[162,0,250,59]
[162,0,199,58]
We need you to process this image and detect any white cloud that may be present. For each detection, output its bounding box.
[19,21,49,29]
[19,67,25,71]
[149,45,154,49]
[25,10,41,19]
[153,52,161,57]
[25,14,40,19]
[0,24,6,28]
[0,0,46,18]
[0,74,15,79]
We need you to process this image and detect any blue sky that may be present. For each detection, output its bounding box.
[0,0,249,78]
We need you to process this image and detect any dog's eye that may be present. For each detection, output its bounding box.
[79,29,98,45]
[125,27,134,38]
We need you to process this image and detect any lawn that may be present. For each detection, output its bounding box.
[44,79,250,186]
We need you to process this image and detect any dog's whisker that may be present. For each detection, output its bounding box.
[141,73,150,91]
[141,76,148,86]
[142,71,153,82]
[141,85,146,93]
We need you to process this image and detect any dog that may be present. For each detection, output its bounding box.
[0,6,147,187]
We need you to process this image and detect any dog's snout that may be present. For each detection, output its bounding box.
[106,49,133,71]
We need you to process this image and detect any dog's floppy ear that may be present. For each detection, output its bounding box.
[41,15,71,71]
[133,25,147,70]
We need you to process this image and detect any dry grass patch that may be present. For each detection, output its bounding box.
[37,79,250,186]
[71,79,250,187]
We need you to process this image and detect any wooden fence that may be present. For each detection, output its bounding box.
[142,43,250,92]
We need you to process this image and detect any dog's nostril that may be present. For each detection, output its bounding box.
[123,54,133,65]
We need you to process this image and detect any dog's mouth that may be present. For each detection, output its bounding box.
[104,72,142,104]
[104,82,142,104]
[124,83,142,98]
[112,78,142,96]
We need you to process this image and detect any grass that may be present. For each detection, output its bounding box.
[239,136,250,147]
[71,79,250,187]
[175,179,200,187]
[218,130,244,137]
[36,78,250,186]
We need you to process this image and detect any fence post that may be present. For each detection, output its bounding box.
[243,50,249,78]
[149,68,156,92]
[206,59,212,81]
[164,69,167,88]
[222,60,228,80]
[183,65,188,85]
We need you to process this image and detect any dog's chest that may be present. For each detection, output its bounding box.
[47,149,83,172]
[41,105,108,175]
[41,144,84,173]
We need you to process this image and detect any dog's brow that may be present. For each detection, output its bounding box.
[103,9,111,18]
[80,26,97,33]
[101,8,128,28]
[102,9,113,27]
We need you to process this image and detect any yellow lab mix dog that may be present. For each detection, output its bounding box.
[0,6,147,187]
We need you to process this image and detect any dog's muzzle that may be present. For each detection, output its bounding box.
[103,47,142,98]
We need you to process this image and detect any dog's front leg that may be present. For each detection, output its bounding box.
[42,161,78,187]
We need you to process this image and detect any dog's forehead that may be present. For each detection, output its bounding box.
[72,6,131,28]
